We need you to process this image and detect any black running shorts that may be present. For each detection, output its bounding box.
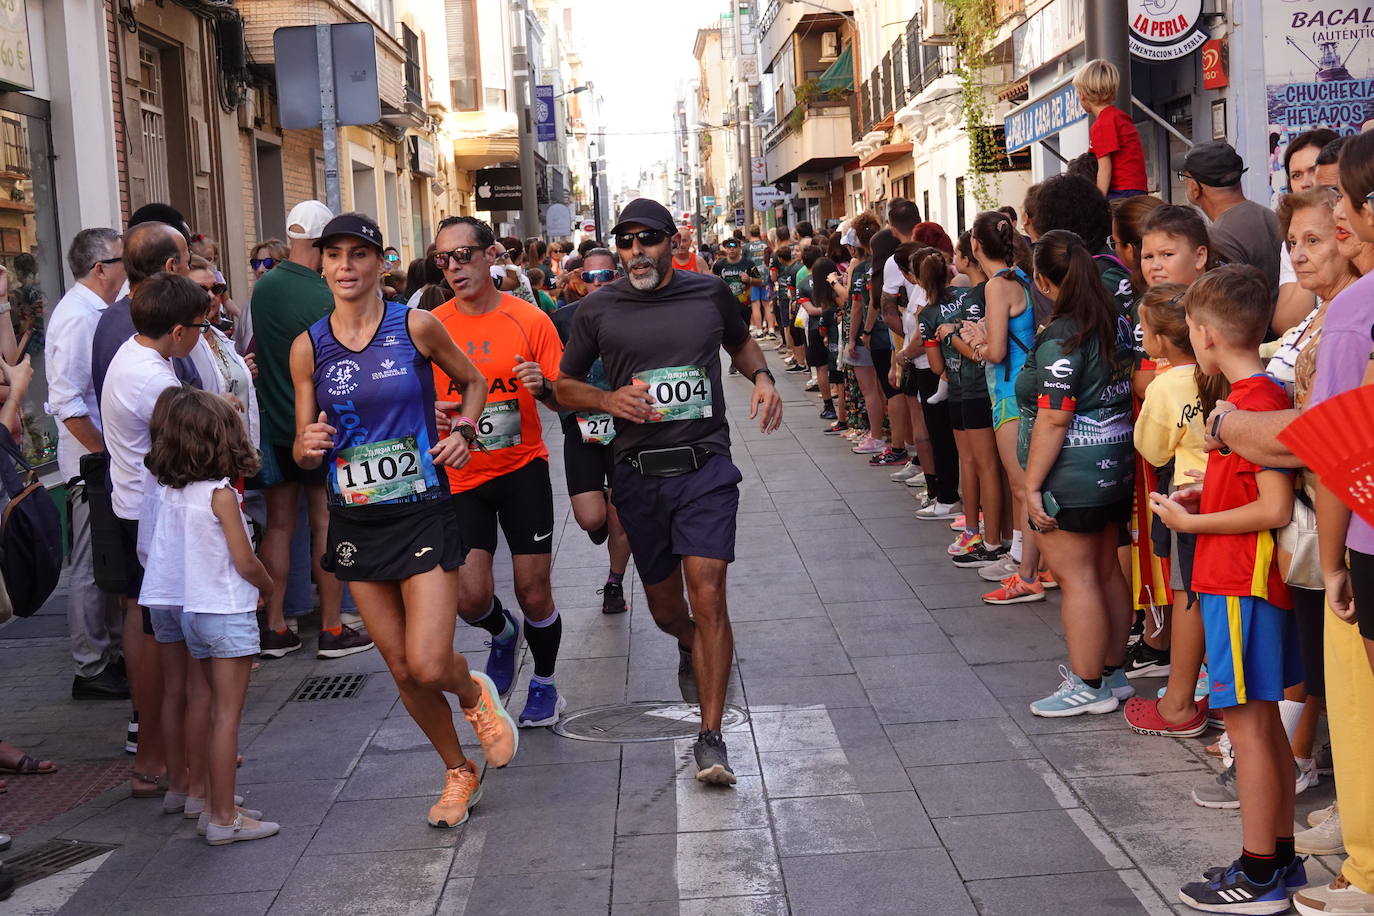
[561,415,615,497]
[451,458,555,555]
[322,497,466,581]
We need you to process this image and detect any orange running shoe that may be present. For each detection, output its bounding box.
[428,760,482,827]
[982,574,1046,605]
[1038,570,1059,589]
[463,670,518,767]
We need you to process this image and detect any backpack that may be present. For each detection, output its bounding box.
[0,427,63,617]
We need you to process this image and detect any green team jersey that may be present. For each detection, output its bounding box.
[1095,252,1143,364]
[955,283,988,396]
[776,261,798,310]
[746,239,770,266]
[713,257,760,304]
[1014,315,1135,508]
[919,286,972,399]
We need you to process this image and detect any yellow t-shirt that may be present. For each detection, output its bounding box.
[1134,363,1207,488]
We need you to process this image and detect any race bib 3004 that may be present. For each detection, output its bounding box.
[336,436,427,505]
[576,412,616,445]
[477,399,522,450]
[633,365,712,422]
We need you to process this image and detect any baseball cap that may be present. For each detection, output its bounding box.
[314,213,384,250]
[286,200,334,240]
[1176,141,1246,187]
[610,198,677,237]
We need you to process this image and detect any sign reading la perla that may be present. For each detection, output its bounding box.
[1129,0,1207,61]
[0,0,33,92]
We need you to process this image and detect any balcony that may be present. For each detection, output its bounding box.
[240,0,408,113]
[763,98,854,184]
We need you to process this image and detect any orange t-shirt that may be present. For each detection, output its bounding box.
[431,293,563,492]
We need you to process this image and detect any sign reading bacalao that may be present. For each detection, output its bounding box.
[1004,78,1086,153]
[1129,0,1207,61]
[0,0,33,92]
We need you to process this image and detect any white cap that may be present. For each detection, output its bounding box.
[286,200,333,240]
[840,227,858,247]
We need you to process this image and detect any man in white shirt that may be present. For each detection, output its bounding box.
[45,227,130,700]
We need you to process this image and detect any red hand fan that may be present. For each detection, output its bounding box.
[1278,385,1374,529]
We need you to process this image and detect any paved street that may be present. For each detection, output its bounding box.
[0,352,1344,915]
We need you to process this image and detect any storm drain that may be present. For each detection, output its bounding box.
[553,701,749,743]
[292,673,369,702]
[3,839,117,888]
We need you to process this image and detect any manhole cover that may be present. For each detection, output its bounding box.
[3,839,117,887]
[291,673,369,701]
[553,702,749,743]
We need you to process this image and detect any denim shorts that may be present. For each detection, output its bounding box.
[181,611,261,659]
[149,605,186,645]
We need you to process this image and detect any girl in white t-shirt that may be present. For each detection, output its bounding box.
[140,387,278,846]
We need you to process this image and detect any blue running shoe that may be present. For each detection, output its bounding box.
[518,680,567,728]
[1103,668,1136,701]
[1029,666,1119,718]
[1179,861,1290,914]
[485,609,521,698]
[1204,856,1308,891]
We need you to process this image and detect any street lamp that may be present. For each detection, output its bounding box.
[555,85,589,100]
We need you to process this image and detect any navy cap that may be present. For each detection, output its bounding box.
[315,212,384,250]
[610,198,677,237]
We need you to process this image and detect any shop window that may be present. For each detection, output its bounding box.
[138,43,171,206]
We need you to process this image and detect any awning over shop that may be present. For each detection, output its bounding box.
[816,46,853,92]
[860,142,912,168]
[446,110,520,170]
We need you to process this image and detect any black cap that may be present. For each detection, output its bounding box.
[314,213,384,250]
[1176,141,1247,187]
[610,198,677,237]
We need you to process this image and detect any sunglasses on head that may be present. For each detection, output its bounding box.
[250,257,276,270]
[432,246,482,268]
[613,229,668,249]
[580,269,617,283]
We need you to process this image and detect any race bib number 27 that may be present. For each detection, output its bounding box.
[633,365,712,422]
[576,412,616,445]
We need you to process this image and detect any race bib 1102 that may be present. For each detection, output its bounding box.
[576,412,616,445]
[477,399,522,450]
[335,436,427,505]
[633,365,712,422]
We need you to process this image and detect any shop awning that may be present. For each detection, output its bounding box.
[445,110,521,170]
[860,142,912,168]
[816,46,853,92]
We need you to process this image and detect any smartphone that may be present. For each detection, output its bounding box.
[1042,490,1061,517]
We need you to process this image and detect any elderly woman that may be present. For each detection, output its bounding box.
[188,256,260,450]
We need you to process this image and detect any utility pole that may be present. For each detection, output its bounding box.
[738,90,754,228]
[1084,2,1130,108]
[514,0,539,236]
[591,157,604,240]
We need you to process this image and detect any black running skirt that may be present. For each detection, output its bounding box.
[323,498,466,581]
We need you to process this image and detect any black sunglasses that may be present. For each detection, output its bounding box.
[198,282,227,296]
[580,269,617,283]
[250,258,276,270]
[433,247,483,268]
[722,240,741,248]
[184,321,215,332]
[614,229,668,249]
[97,256,123,267]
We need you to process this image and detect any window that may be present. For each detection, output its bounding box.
[955,176,966,236]
[402,25,422,107]
[138,43,171,206]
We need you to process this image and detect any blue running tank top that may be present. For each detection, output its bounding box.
[309,302,447,507]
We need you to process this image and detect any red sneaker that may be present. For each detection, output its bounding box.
[1123,696,1209,738]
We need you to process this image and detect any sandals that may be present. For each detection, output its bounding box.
[130,770,168,798]
[0,754,57,775]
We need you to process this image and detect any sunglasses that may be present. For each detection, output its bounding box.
[199,283,227,296]
[722,240,741,248]
[614,229,668,249]
[580,269,617,284]
[97,256,123,267]
[250,258,276,270]
[433,247,484,268]
[184,321,215,332]
[1327,186,1374,208]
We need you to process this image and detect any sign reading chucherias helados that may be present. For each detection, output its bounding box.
[1264,0,1374,200]
[1129,0,1206,61]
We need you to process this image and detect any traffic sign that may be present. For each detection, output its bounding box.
[734,207,745,227]
[583,222,596,232]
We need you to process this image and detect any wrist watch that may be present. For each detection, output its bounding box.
[750,368,775,385]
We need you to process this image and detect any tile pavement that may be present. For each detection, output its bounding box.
[0,349,1343,915]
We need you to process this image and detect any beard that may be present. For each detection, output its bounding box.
[626,251,669,291]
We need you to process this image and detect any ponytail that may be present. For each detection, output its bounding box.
[1033,229,1118,361]
[912,246,949,303]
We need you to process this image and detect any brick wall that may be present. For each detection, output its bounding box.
[283,128,322,209]
[240,130,258,288]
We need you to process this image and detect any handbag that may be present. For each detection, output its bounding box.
[1276,471,1322,590]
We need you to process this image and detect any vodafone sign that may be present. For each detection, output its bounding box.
[1129,0,1206,61]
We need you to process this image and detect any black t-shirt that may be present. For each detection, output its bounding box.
[560,270,751,460]
[713,257,760,304]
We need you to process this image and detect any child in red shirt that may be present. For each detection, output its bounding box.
[1073,59,1149,200]
[1150,265,1303,914]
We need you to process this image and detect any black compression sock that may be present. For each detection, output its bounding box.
[472,596,510,637]
[607,570,624,586]
[1080,676,1103,689]
[1241,849,1281,885]
[1102,665,1121,677]
[524,610,562,679]
[1276,837,1295,865]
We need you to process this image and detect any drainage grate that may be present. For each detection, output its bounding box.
[553,701,749,743]
[3,839,118,888]
[291,673,369,701]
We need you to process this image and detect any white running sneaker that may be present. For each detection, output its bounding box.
[916,500,961,520]
[890,461,920,482]
[852,436,887,455]
[904,472,928,489]
[1295,756,1320,795]
[1296,805,1344,856]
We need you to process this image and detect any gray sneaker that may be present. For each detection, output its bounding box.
[1191,763,1239,809]
[204,813,279,846]
[678,647,698,704]
[693,730,737,786]
[196,806,264,836]
[1296,806,1345,856]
